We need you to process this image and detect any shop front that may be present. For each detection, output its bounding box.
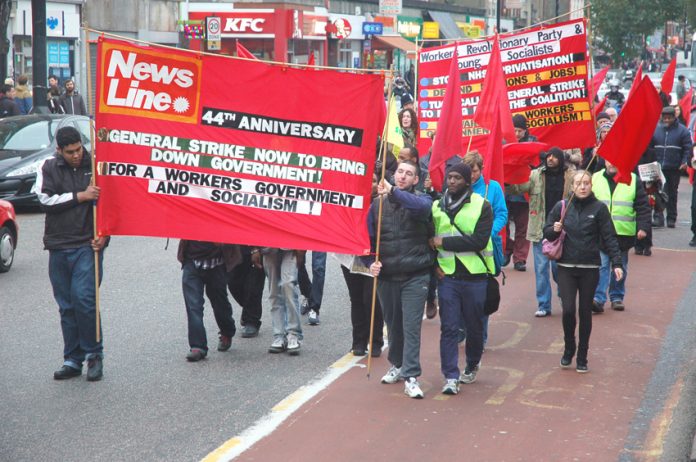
[185,4,328,64]
[326,14,365,68]
[12,0,81,84]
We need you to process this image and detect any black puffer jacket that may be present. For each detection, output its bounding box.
[543,194,622,269]
[34,152,95,250]
[371,190,435,280]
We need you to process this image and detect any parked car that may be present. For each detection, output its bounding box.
[0,115,92,207]
[0,199,18,272]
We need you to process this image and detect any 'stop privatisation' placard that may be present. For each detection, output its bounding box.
[95,38,384,254]
[417,18,595,155]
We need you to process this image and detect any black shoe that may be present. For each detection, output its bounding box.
[86,357,103,382]
[611,300,625,311]
[652,216,664,228]
[370,347,382,358]
[576,360,589,373]
[502,254,511,267]
[689,237,696,247]
[643,247,652,256]
[634,248,644,255]
[300,298,310,315]
[591,300,605,314]
[514,261,526,272]
[560,354,573,369]
[186,349,206,362]
[352,348,367,357]
[667,220,676,228]
[241,325,259,338]
[217,334,232,351]
[53,365,81,380]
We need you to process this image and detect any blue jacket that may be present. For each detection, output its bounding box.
[650,120,693,171]
[472,175,507,274]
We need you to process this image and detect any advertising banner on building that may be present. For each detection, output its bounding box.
[417,18,595,154]
[94,38,384,254]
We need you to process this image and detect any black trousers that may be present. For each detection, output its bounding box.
[663,169,681,222]
[227,250,266,329]
[557,266,599,362]
[341,266,384,351]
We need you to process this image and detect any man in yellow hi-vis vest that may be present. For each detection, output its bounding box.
[591,160,651,312]
[430,163,493,396]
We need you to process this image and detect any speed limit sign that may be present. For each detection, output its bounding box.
[206,16,221,50]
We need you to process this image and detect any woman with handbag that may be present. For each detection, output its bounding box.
[543,170,624,373]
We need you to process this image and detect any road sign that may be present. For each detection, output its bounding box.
[362,22,383,36]
[206,16,221,51]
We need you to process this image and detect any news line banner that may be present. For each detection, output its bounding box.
[94,38,384,254]
[417,18,596,155]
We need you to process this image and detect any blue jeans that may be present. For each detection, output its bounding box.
[594,250,629,304]
[532,241,558,314]
[439,276,487,379]
[182,261,236,352]
[298,251,326,313]
[49,246,104,370]
[264,250,302,340]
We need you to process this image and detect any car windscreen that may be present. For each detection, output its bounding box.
[0,119,56,151]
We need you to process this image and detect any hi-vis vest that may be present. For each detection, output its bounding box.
[432,193,494,275]
[592,170,637,236]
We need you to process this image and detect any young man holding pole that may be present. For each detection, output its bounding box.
[368,160,434,399]
[33,126,108,381]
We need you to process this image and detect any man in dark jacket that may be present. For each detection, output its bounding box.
[368,160,434,399]
[32,126,108,381]
[60,79,87,115]
[591,161,651,312]
[431,163,493,395]
[0,84,20,117]
[177,240,240,361]
[649,106,693,228]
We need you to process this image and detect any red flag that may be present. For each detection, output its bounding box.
[236,41,257,60]
[661,57,676,95]
[502,142,550,184]
[429,44,463,191]
[473,35,516,144]
[308,52,315,66]
[597,77,663,184]
[679,87,693,126]
[482,100,504,186]
[628,64,643,97]
[593,95,608,118]
[590,66,610,101]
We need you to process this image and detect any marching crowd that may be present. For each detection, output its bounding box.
[33,89,696,400]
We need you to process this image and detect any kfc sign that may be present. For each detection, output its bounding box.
[224,18,265,33]
[188,10,276,37]
[99,40,201,123]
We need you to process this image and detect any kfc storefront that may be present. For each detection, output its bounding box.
[185,4,328,64]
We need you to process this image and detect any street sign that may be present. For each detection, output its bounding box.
[379,0,402,16]
[362,22,383,36]
[206,16,221,51]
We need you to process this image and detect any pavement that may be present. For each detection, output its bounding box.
[1,186,695,462]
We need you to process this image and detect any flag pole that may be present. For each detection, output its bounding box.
[83,24,101,343]
[367,66,395,379]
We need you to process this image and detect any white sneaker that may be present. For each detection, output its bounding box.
[268,337,287,353]
[442,378,459,395]
[459,364,479,384]
[381,366,402,384]
[535,310,550,317]
[286,334,301,355]
[404,377,424,399]
[308,309,320,325]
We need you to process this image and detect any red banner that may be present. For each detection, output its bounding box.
[95,38,383,254]
[417,18,595,155]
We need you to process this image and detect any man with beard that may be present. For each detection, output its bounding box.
[508,148,575,317]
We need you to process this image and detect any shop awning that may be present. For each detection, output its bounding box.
[428,11,464,40]
[373,35,417,57]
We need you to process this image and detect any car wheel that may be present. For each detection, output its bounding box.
[0,226,15,272]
